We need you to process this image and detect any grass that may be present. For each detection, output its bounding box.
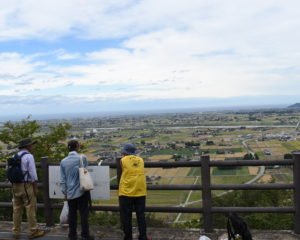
[146,190,189,206]
[212,167,238,176]
[188,167,201,176]
[281,142,300,151]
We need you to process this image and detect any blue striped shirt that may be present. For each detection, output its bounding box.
[60,151,88,200]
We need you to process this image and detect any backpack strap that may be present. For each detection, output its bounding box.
[18,151,32,202]
[18,152,30,181]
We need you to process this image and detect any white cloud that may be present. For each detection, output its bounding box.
[0,0,299,115]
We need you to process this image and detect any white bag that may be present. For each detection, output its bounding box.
[60,201,69,224]
[199,236,211,240]
[79,155,94,191]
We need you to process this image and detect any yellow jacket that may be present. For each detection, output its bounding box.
[118,155,147,197]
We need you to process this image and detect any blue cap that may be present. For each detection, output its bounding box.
[121,143,136,155]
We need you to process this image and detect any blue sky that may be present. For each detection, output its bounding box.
[0,0,299,118]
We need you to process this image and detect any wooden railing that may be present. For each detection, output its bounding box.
[0,151,300,233]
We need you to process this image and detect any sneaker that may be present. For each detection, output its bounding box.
[29,230,45,239]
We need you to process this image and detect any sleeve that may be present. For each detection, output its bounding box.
[60,163,67,195]
[27,154,38,182]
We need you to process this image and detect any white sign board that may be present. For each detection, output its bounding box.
[49,166,110,200]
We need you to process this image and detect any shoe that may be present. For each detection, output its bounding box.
[81,235,94,240]
[147,238,153,240]
[29,230,45,239]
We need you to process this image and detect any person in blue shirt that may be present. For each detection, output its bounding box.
[60,140,94,240]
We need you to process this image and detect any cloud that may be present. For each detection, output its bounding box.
[0,0,299,115]
[0,0,296,41]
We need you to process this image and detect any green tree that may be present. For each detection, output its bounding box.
[171,154,182,161]
[243,153,259,160]
[0,116,71,162]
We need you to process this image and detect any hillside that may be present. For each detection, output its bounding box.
[288,103,300,108]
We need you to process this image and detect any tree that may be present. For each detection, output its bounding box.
[243,153,259,160]
[185,141,200,147]
[171,154,182,161]
[0,116,71,162]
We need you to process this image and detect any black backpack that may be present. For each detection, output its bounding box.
[227,212,252,240]
[7,152,29,183]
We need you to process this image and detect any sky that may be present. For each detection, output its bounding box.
[0,0,299,118]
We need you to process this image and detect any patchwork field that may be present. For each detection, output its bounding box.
[85,120,300,223]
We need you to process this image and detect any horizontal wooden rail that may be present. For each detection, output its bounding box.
[0,159,295,168]
[0,183,293,191]
[1,202,293,215]
[211,207,295,213]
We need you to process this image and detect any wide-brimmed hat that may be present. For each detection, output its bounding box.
[121,143,136,155]
[18,138,37,149]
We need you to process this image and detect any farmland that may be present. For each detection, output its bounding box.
[54,108,298,223]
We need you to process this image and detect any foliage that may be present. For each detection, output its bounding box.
[89,212,168,228]
[145,213,169,227]
[284,153,293,159]
[206,140,214,146]
[176,176,294,230]
[171,154,182,161]
[174,218,201,228]
[185,141,200,147]
[90,211,120,227]
[243,153,259,160]
[0,116,71,162]
[211,186,293,230]
[0,168,13,220]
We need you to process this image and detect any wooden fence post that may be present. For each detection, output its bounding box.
[293,151,300,234]
[41,156,54,227]
[201,154,213,232]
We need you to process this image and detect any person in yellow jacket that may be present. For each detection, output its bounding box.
[118,143,151,240]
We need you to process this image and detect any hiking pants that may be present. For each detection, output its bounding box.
[12,182,38,235]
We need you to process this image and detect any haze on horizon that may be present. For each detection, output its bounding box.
[0,0,299,117]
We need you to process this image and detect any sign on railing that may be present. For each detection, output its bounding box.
[49,166,110,200]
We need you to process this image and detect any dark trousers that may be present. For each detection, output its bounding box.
[119,196,147,240]
[68,192,90,240]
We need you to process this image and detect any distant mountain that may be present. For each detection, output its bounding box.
[288,103,300,108]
